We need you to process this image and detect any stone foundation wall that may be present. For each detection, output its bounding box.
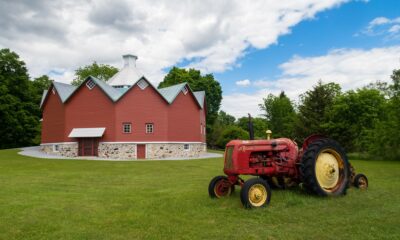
[98,143,136,159]
[41,143,78,157]
[146,143,206,159]
[41,142,206,159]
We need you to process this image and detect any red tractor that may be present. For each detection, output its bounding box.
[208,131,368,208]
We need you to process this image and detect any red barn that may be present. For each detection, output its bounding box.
[40,55,207,159]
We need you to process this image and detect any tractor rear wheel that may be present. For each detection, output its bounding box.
[300,138,350,196]
[208,176,234,198]
[353,174,368,189]
[240,178,271,208]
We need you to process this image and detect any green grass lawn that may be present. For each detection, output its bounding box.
[0,149,399,240]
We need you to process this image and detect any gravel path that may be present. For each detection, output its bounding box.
[18,146,222,161]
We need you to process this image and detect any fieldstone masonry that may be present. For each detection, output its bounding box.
[41,143,78,157]
[98,143,137,159]
[41,142,207,159]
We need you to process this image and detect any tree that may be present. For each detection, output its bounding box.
[71,62,118,86]
[367,69,400,160]
[216,125,249,149]
[32,75,53,103]
[218,110,236,126]
[158,67,222,127]
[0,48,40,148]
[259,91,297,139]
[236,117,268,139]
[323,88,386,152]
[295,81,341,140]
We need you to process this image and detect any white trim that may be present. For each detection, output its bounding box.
[41,142,78,146]
[183,144,190,151]
[86,79,96,90]
[53,144,59,152]
[99,141,204,144]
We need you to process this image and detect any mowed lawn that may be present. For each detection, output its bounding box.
[0,149,399,240]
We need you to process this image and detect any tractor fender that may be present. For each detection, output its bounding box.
[301,134,328,152]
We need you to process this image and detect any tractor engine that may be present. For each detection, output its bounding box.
[223,138,300,179]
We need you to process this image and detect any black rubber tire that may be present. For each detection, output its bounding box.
[264,176,285,189]
[208,176,234,198]
[300,138,350,196]
[240,178,271,209]
[353,174,368,189]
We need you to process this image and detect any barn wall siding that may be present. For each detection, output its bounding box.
[168,91,202,142]
[64,85,115,142]
[41,89,65,143]
[115,84,169,141]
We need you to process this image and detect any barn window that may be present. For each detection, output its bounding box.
[146,123,154,133]
[86,79,96,90]
[123,123,132,133]
[53,144,59,152]
[182,86,188,95]
[137,79,149,90]
[200,124,202,134]
[184,144,190,151]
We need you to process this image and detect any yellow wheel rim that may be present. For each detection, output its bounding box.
[315,149,344,192]
[248,184,267,207]
[358,177,368,189]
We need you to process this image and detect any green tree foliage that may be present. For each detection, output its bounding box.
[32,75,53,103]
[323,88,386,152]
[0,49,40,148]
[216,125,249,149]
[71,62,118,86]
[158,67,222,127]
[236,116,268,139]
[259,91,296,139]
[217,110,236,126]
[295,81,341,140]
[207,111,235,148]
[367,69,400,160]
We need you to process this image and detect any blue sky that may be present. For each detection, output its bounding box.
[0,0,399,117]
[217,0,400,95]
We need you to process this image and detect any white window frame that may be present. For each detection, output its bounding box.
[86,79,96,90]
[53,144,59,152]
[137,79,149,90]
[184,144,190,151]
[146,123,154,134]
[123,123,132,133]
[182,86,188,95]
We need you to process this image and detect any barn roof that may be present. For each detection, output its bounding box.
[193,91,206,109]
[41,78,205,110]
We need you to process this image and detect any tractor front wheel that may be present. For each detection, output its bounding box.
[208,176,234,198]
[353,174,368,189]
[240,178,271,209]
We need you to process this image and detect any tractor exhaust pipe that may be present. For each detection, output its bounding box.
[248,113,254,140]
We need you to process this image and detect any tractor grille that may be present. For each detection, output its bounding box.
[225,146,234,169]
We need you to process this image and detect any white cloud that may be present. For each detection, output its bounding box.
[236,79,251,87]
[222,46,400,118]
[363,16,400,38]
[389,25,400,34]
[0,0,348,84]
[369,17,390,27]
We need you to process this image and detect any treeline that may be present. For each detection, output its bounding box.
[0,49,52,149]
[209,71,400,160]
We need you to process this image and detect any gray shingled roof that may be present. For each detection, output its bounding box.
[41,77,205,109]
[193,91,206,109]
[157,83,187,103]
[40,90,48,108]
[53,82,76,102]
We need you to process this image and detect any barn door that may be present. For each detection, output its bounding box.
[137,144,146,159]
[79,138,99,156]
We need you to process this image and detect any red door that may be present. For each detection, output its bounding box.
[137,144,146,159]
[78,138,99,156]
